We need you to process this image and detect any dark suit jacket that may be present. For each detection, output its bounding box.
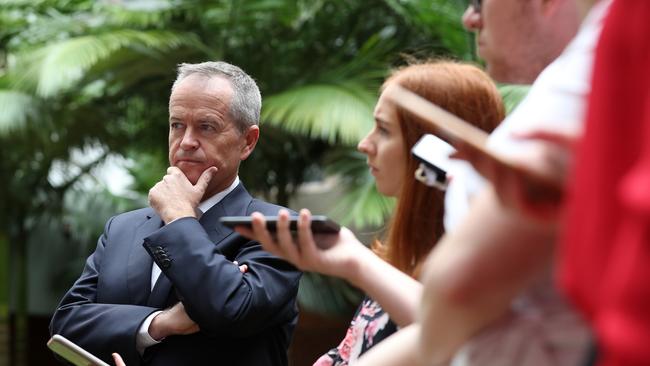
[50,183,301,366]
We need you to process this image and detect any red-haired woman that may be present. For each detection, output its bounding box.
[237,61,504,365]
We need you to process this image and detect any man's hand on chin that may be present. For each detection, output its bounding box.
[148,166,217,224]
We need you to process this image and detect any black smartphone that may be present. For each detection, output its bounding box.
[220,215,341,234]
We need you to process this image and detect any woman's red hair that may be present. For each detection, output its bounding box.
[372,61,505,277]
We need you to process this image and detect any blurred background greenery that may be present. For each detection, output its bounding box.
[0,0,527,364]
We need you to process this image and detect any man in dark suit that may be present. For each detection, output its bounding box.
[50,61,301,366]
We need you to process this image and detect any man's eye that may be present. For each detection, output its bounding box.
[201,123,217,132]
[170,122,184,129]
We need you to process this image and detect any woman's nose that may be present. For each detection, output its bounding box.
[357,133,374,155]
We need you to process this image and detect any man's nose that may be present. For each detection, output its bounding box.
[462,5,482,32]
[180,129,199,150]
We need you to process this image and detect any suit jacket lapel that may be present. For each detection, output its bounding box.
[127,210,163,306]
[199,183,252,245]
[143,183,254,307]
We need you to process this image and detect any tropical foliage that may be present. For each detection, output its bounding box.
[0,0,531,363]
[1,0,472,211]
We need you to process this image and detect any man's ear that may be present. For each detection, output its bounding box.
[240,125,260,160]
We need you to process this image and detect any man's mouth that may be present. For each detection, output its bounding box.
[176,159,203,165]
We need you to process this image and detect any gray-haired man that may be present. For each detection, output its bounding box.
[50,61,301,366]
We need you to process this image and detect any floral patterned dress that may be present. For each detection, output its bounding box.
[313,297,397,366]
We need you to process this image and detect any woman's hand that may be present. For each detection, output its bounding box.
[235,208,370,281]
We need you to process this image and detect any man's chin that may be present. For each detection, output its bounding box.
[177,167,202,185]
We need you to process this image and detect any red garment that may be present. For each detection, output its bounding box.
[559,0,650,365]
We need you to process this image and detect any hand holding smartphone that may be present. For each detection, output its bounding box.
[221,214,341,250]
[220,215,340,234]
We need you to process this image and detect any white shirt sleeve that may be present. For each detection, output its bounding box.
[444,160,488,232]
[136,311,163,355]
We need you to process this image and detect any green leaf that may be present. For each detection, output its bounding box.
[332,178,395,228]
[498,84,531,115]
[0,90,40,133]
[383,0,472,59]
[13,30,204,97]
[322,148,395,227]
[262,82,376,145]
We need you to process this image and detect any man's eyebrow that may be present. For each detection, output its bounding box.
[198,115,220,122]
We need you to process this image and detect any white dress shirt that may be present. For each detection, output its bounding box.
[136,177,240,354]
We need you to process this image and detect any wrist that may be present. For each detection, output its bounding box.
[148,313,168,341]
[162,209,196,225]
[342,245,371,287]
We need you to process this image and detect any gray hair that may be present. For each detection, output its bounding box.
[172,61,261,132]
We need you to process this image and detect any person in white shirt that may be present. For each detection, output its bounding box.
[356,1,610,365]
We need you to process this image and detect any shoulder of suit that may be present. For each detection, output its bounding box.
[246,199,297,216]
[110,206,156,223]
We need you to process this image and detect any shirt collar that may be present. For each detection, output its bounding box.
[197,176,240,215]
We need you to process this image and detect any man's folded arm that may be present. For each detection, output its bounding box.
[50,218,160,366]
[143,217,301,338]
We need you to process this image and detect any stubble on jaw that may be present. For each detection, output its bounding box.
[483,0,555,84]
